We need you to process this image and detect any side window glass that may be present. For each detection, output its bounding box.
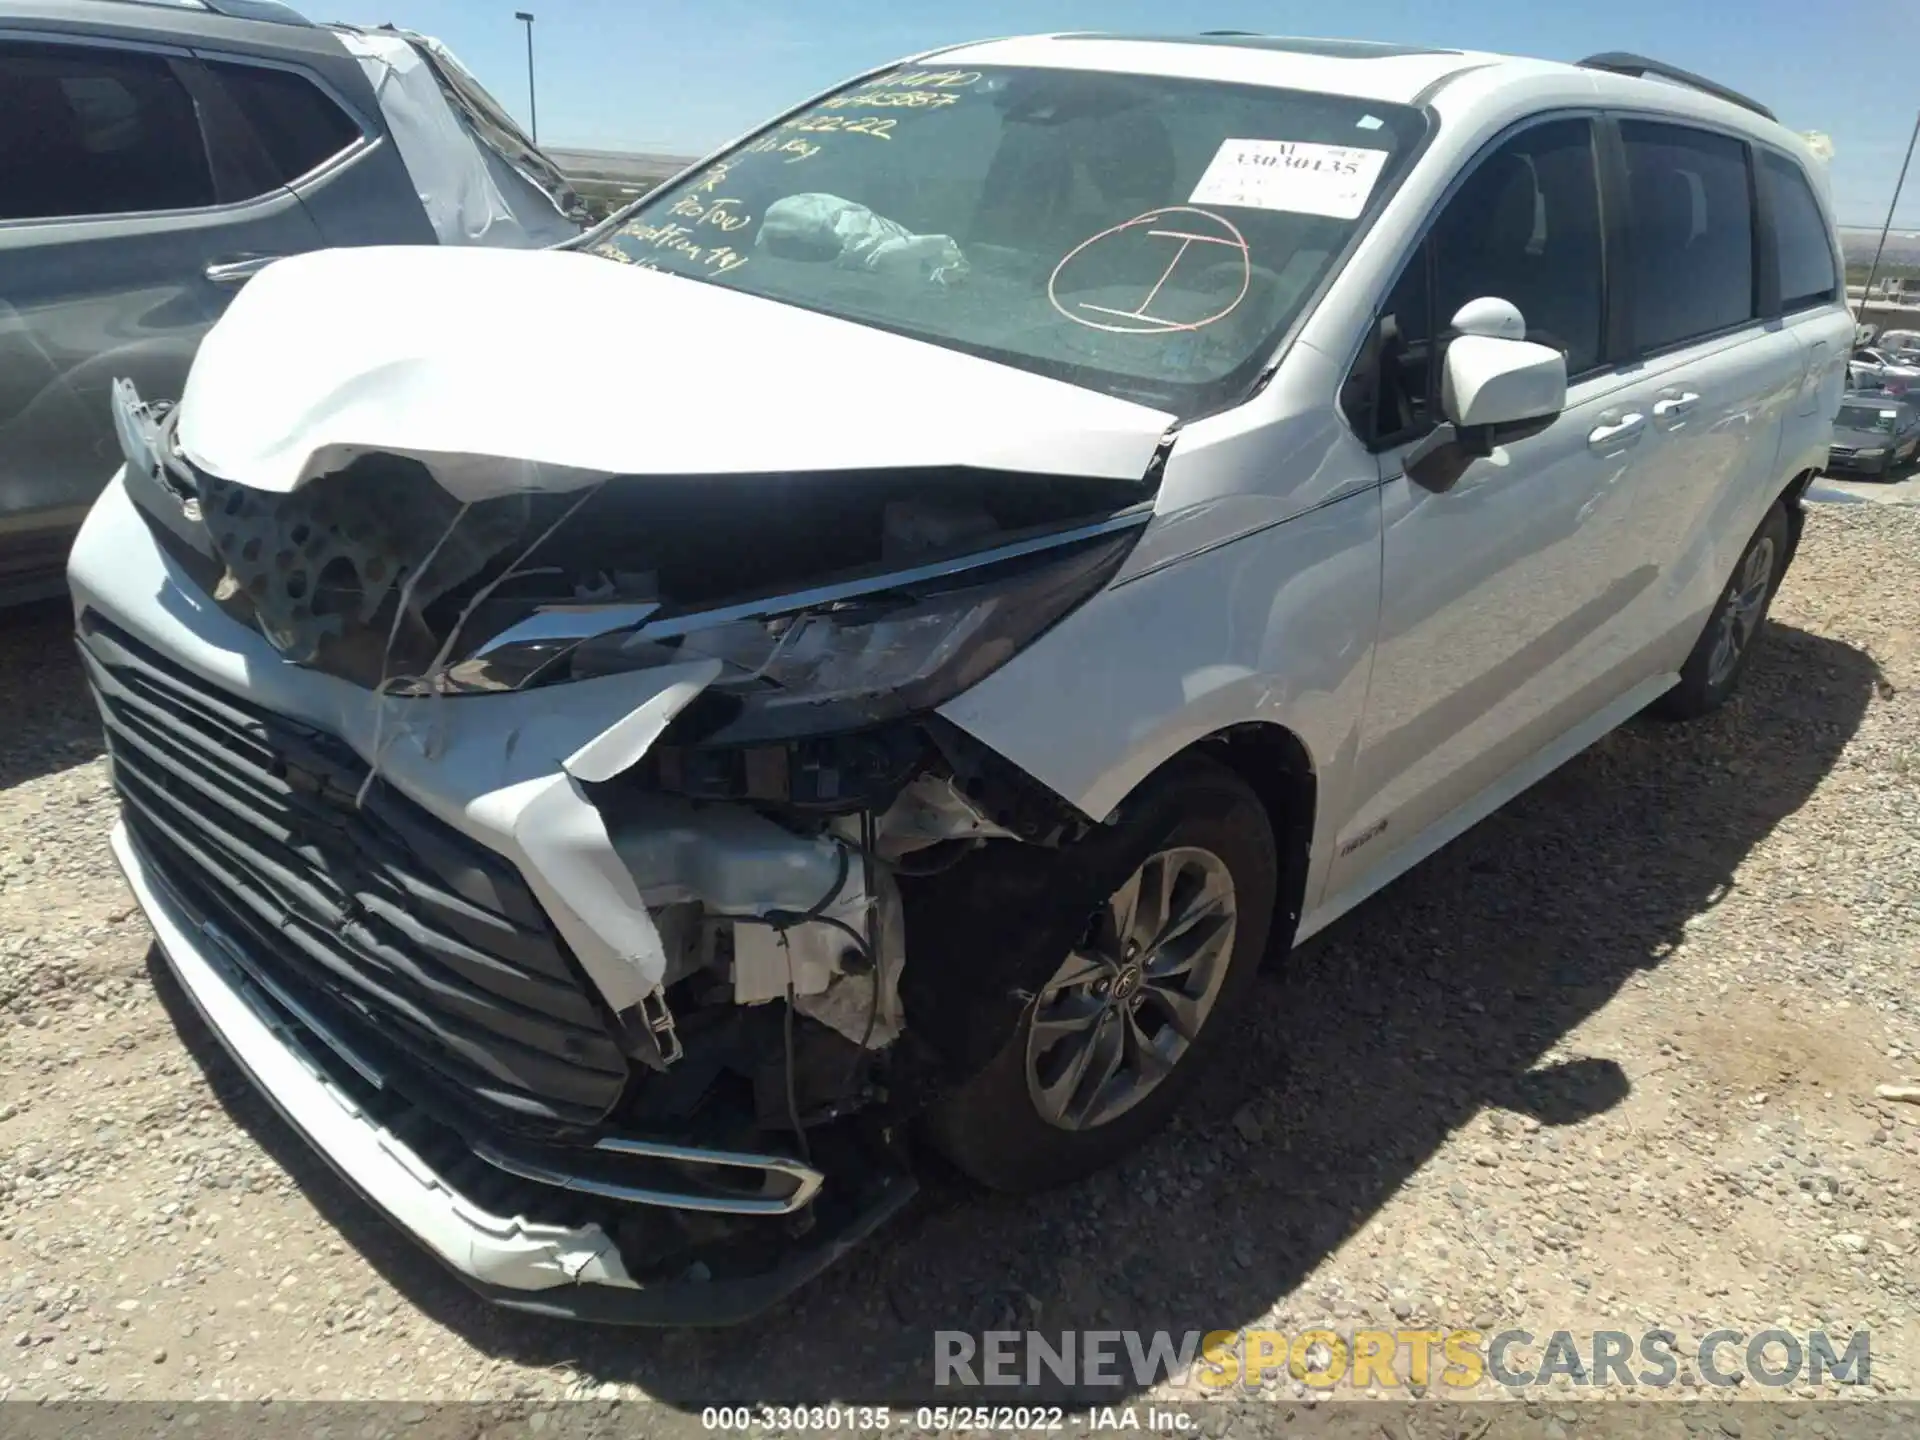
[1341,241,1432,444]
[1349,118,1600,447]
[1760,150,1838,311]
[1621,120,1756,351]
[0,42,215,221]
[1430,118,1604,375]
[204,60,361,189]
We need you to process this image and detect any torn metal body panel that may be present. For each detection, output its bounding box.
[505,771,675,1026]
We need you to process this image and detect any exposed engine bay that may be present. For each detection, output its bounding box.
[104,377,1168,1306]
[183,446,1145,694]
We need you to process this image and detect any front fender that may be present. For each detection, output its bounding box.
[938,480,1382,917]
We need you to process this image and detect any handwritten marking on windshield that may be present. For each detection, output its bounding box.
[614,221,751,275]
[753,75,973,166]
[820,90,961,110]
[669,195,752,232]
[1048,207,1251,335]
[689,162,732,195]
[784,114,897,139]
[743,136,821,163]
[861,70,982,89]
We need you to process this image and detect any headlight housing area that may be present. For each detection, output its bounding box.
[570,522,1141,742]
[1855,447,1887,459]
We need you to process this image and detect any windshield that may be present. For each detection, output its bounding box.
[1837,405,1897,432]
[591,65,1425,416]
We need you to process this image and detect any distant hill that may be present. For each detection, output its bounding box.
[547,147,694,187]
[545,147,698,220]
[1840,226,1920,267]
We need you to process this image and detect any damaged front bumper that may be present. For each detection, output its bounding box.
[73,464,943,1321]
[117,817,914,1324]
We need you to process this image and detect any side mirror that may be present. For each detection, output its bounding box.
[1404,303,1568,491]
[1448,295,1528,341]
[1441,334,1567,431]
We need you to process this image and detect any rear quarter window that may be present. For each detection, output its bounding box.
[204,60,362,188]
[1621,120,1757,352]
[1759,150,1838,311]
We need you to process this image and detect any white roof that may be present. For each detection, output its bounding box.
[931,34,1502,106]
[924,34,1800,152]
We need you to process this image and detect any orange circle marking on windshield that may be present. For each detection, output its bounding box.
[1048,207,1251,334]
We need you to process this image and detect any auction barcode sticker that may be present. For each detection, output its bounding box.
[1189,139,1391,219]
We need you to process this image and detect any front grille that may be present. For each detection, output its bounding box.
[80,611,631,1133]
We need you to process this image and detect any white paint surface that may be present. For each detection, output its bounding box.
[173,246,1173,497]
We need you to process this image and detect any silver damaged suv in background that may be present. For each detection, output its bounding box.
[72,34,1850,1322]
[0,0,582,605]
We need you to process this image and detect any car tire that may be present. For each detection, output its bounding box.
[923,756,1277,1194]
[1650,501,1792,722]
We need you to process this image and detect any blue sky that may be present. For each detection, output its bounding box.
[331,0,1914,227]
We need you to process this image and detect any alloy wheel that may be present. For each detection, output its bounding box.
[1706,535,1776,689]
[1024,845,1238,1131]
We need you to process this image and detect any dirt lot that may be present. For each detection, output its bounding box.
[1,502,1917,1411]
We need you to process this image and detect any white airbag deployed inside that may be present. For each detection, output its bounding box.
[759,193,968,285]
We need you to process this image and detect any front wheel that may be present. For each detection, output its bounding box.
[1651,501,1792,721]
[924,757,1276,1194]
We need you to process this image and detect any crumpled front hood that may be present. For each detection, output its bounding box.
[175,246,1175,498]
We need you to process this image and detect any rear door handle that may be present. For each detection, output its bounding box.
[204,255,283,286]
[1653,389,1701,422]
[1587,411,1646,450]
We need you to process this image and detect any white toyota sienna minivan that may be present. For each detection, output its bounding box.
[75,33,1852,1323]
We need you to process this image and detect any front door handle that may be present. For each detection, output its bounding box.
[203,255,284,286]
[1587,411,1646,450]
[1653,389,1701,422]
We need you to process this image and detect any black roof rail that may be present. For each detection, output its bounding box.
[1576,51,1775,122]
[198,0,313,24]
[102,0,313,25]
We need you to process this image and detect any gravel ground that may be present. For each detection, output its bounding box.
[1,502,1916,1413]
[1809,471,1920,506]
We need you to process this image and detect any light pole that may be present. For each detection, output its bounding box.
[514,10,537,143]
[1860,111,1920,320]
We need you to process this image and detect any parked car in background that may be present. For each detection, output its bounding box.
[1826,391,1920,475]
[0,0,584,606]
[1873,327,1920,360]
[77,35,1847,1322]
[1846,345,1920,393]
